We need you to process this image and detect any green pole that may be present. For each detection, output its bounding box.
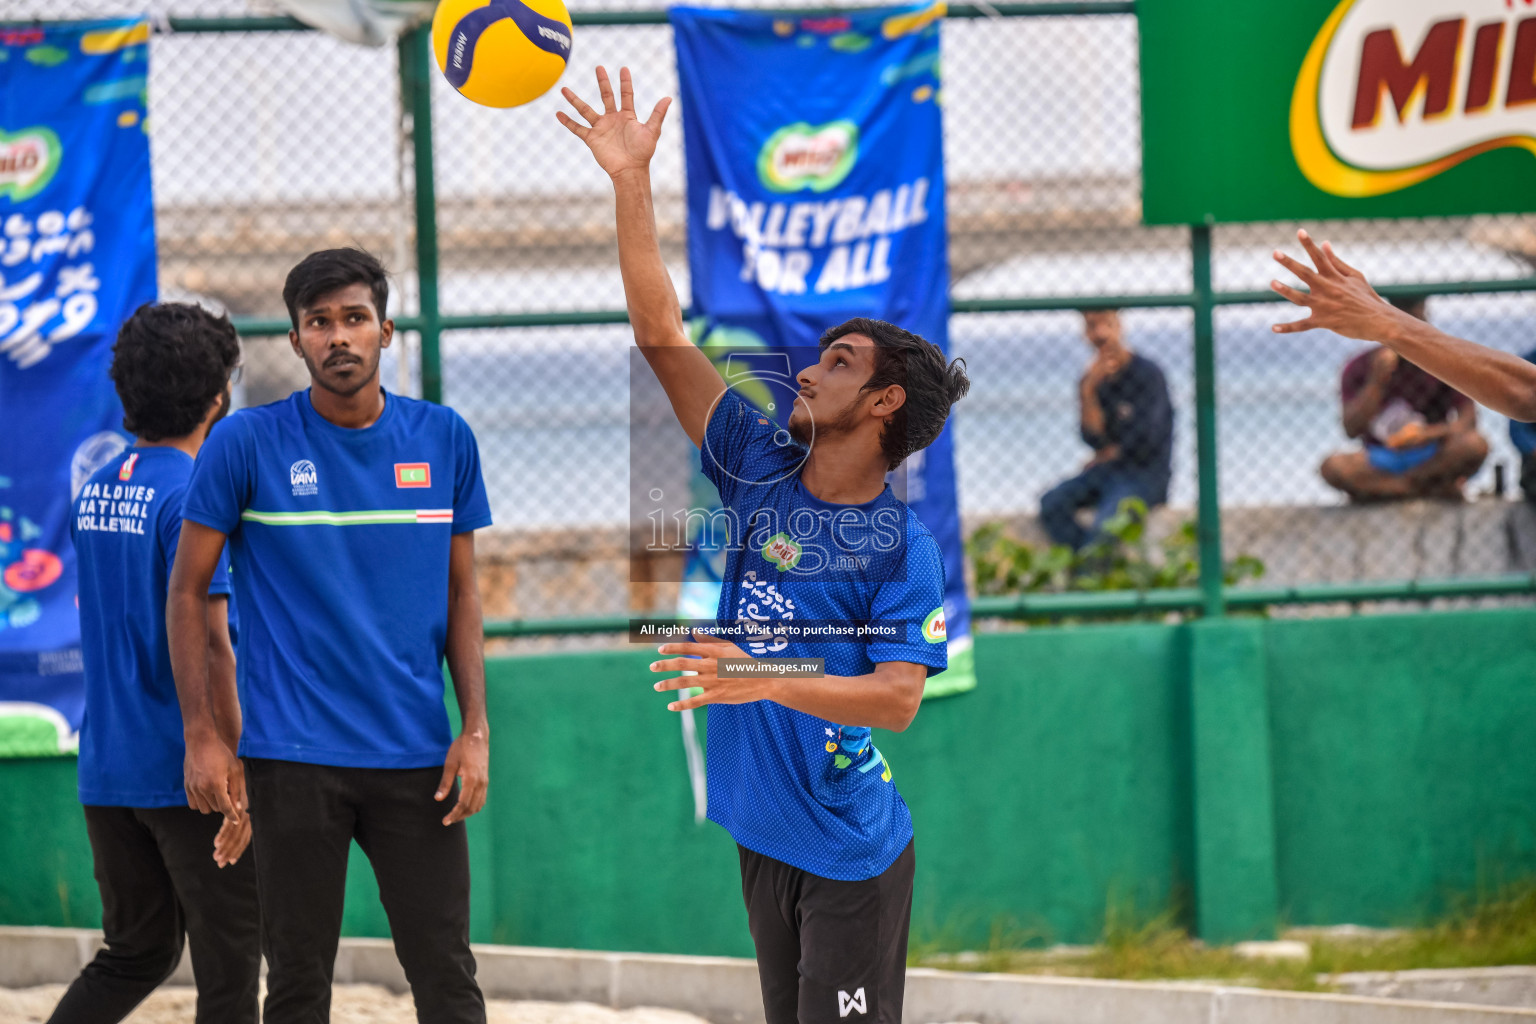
[399,26,443,404]
[1191,225,1224,617]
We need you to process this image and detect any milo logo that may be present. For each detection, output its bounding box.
[922,606,947,643]
[761,532,804,571]
[757,120,859,193]
[0,127,61,202]
[1293,0,1536,197]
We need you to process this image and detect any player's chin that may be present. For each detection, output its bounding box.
[787,410,813,445]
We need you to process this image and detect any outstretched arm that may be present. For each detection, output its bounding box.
[558,66,724,447]
[1272,229,1536,422]
[650,633,926,733]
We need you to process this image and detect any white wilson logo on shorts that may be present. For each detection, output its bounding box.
[837,988,866,1017]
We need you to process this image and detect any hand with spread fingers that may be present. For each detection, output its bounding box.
[556,65,672,180]
[650,631,774,712]
[1270,229,1415,342]
[1268,228,1536,422]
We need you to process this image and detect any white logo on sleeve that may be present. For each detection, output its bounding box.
[837,988,866,1017]
[290,460,318,496]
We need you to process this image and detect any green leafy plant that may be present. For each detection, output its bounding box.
[968,497,1265,597]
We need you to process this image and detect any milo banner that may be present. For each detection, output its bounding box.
[1140,0,1536,224]
[0,20,156,755]
[670,1,974,698]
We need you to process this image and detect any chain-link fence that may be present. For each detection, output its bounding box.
[21,0,1536,630]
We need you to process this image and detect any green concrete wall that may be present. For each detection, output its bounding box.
[2,609,1533,953]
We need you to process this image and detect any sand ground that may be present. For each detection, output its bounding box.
[0,984,712,1024]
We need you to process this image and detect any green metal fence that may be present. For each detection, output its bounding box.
[26,0,1536,635]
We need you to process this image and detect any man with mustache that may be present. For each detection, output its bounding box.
[560,68,970,1024]
[167,248,493,1023]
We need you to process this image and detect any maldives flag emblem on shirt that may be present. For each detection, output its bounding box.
[394,463,431,488]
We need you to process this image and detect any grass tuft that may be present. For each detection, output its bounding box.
[914,878,1536,990]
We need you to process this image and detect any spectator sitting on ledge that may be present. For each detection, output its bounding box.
[1040,309,1173,550]
[1321,295,1488,502]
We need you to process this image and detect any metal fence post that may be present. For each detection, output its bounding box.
[399,25,443,404]
[1192,225,1225,617]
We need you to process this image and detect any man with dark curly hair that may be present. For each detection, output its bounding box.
[52,302,257,1024]
[561,68,969,1024]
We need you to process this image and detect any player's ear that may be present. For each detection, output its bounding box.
[873,384,906,417]
[379,317,394,350]
[288,328,302,357]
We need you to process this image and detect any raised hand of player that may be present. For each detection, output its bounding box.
[1271,229,1410,341]
[557,66,672,179]
[651,631,772,712]
[435,728,489,826]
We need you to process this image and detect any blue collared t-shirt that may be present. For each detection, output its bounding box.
[700,391,948,882]
[72,446,232,807]
[182,388,493,769]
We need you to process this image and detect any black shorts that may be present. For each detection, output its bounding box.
[738,839,915,1024]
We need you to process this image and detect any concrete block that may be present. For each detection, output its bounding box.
[335,937,407,992]
[1213,986,1536,1024]
[611,953,764,1024]
[904,969,1217,1024]
[470,944,615,1004]
[1331,966,1536,1010]
[0,926,96,988]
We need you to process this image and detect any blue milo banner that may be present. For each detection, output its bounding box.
[0,20,156,755]
[672,1,974,696]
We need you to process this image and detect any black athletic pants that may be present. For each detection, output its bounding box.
[739,839,915,1024]
[243,757,485,1024]
[47,805,261,1024]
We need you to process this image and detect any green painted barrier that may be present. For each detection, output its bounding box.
[3,610,1534,953]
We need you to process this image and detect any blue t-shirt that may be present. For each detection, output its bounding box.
[182,389,493,769]
[701,391,948,881]
[72,446,232,808]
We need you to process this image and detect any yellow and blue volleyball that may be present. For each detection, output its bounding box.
[432,0,574,109]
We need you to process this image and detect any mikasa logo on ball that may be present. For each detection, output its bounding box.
[290,459,318,497]
[433,0,574,108]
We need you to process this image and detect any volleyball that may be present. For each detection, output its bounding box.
[431,0,574,109]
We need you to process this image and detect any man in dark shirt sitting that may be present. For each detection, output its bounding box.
[1320,295,1487,501]
[1040,309,1174,550]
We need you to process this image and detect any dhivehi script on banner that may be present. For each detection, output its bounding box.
[0,19,157,755]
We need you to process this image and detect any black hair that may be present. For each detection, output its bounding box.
[1388,293,1429,318]
[110,302,240,442]
[1077,306,1122,317]
[282,248,390,329]
[819,317,970,471]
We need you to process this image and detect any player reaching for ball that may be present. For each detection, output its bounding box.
[560,68,970,1024]
[1273,229,1536,422]
[51,303,257,1024]
[168,249,493,1024]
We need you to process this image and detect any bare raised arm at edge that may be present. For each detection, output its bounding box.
[167,518,243,821]
[1272,229,1536,422]
[557,66,724,447]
